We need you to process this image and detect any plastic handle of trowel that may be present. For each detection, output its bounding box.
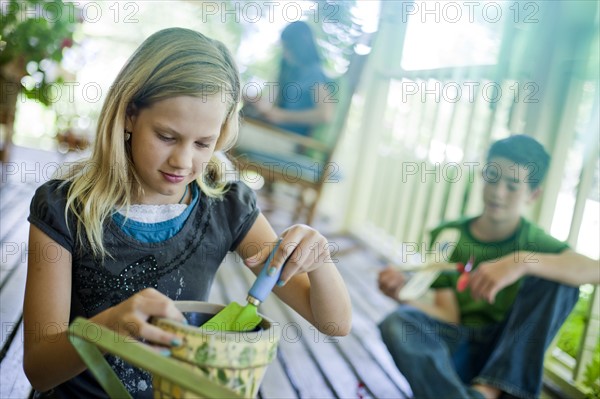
[248,240,285,303]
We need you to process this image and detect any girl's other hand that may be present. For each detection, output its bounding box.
[93,288,186,348]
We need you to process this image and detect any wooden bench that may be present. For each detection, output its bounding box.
[233,52,369,227]
[0,152,411,398]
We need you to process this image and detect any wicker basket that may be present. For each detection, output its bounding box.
[69,301,280,399]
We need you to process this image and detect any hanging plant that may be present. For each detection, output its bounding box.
[1,0,82,160]
[1,0,81,104]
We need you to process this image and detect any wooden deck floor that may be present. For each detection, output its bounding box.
[0,146,411,399]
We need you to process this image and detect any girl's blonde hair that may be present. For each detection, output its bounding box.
[61,28,241,258]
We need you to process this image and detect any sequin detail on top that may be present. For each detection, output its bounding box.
[74,197,213,314]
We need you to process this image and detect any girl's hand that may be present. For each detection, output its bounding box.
[378,266,406,300]
[237,215,351,335]
[468,253,527,303]
[93,288,186,348]
[244,224,331,286]
[248,96,285,124]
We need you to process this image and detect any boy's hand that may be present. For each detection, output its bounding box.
[468,253,527,303]
[378,267,406,301]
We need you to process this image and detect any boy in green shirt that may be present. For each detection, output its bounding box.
[378,135,599,399]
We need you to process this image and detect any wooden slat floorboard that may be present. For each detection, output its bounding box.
[0,182,34,242]
[0,218,29,288]
[0,323,32,399]
[263,302,357,399]
[333,250,413,396]
[0,179,37,399]
[0,182,34,352]
[0,262,27,350]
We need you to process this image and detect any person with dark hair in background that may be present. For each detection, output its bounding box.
[378,135,599,399]
[243,21,334,136]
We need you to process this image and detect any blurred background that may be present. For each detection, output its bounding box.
[1,0,598,396]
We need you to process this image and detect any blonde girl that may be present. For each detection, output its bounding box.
[24,27,351,399]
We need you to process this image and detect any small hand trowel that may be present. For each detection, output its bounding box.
[203,240,285,332]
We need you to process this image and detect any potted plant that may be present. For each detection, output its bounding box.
[0,0,82,162]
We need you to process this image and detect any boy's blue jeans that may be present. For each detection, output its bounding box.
[379,277,579,399]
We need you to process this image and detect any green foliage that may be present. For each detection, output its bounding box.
[0,0,81,106]
[554,287,600,397]
[309,0,364,75]
[556,289,591,357]
[583,343,600,398]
